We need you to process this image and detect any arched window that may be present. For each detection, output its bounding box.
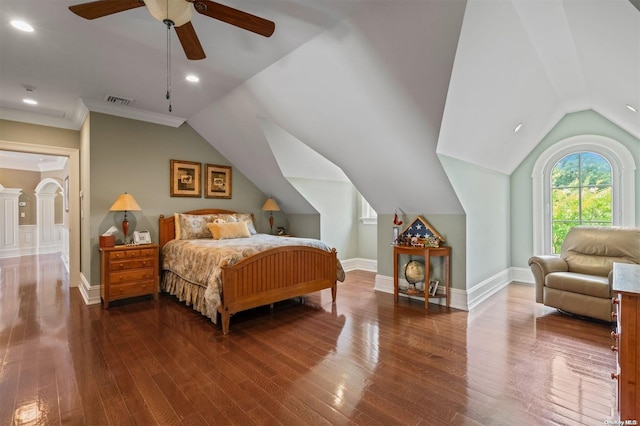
[550,152,612,253]
[532,135,635,255]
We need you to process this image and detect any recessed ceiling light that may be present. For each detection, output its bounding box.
[514,122,523,133]
[626,104,637,113]
[185,74,199,83]
[10,20,34,32]
[23,99,38,105]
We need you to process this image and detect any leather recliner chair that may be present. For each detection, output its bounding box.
[528,226,640,322]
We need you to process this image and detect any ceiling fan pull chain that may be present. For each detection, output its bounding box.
[165,15,172,112]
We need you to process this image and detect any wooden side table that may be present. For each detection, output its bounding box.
[393,245,451,311]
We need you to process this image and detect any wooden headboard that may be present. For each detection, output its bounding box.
[158,208,238,248]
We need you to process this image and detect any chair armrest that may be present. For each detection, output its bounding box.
[528,255,568,303]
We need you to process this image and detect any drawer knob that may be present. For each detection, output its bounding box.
[612,312,618,320]
[611,331,619,340]
[610,345,618,352]
[612,297,619,305]
[611,373,619,380]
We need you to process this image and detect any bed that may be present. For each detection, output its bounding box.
[158,209,344,334]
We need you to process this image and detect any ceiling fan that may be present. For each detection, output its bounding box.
[68,0,275,60]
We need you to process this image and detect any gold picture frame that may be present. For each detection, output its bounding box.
[170,160,201,197]
[205,164,232,199]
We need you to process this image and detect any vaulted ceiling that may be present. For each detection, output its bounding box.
[1,0,638,214]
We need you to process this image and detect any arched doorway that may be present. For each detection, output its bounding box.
[34,178,67,262]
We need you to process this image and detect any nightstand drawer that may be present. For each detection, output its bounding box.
[109,258,155,270]
[109,249,141,260]
[109,280,155,300]
[109,268,154,284]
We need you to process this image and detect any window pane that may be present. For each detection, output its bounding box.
[552,221,579,254]
[552,153,579,187]
[552,188,579,221]
[580,152,611,185]
[580,186,612,222]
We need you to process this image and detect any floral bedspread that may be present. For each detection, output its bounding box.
[161,234,345,317]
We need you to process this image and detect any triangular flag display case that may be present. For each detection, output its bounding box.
[398,215,445,247]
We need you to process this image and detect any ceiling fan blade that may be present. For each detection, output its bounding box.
[175,22,206,60]
[192,0,275,37]
[69,0,145,20]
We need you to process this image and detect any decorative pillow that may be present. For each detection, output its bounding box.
[209,213,237,224]
[178,214,213,239]
[207,221,251,240]
[234,213,257,234]
[173,213,182,240]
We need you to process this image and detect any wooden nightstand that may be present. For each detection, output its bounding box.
[99,244,159,308]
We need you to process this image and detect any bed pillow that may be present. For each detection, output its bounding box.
[173,213,182,240]
[178,214,213,239]
[207,221,251,240]
[234,213,258,235]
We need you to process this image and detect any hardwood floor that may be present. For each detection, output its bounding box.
[0,254,618,425]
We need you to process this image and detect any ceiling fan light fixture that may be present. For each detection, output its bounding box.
[145,0,192,26]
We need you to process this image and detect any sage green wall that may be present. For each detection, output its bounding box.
[287,177,358,260]
[377,213,466,290]
[510,110,640,268]
[88,113,268,286]
[439,154,510,288]
[287,214,320,239]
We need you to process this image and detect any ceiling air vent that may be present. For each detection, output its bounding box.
[104,95,133,106]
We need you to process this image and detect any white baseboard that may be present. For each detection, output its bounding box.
[78,273,101,305]
[510,266,534,284]
[466,269,511,311]
[374,274,468,310]
[373,266,535,312]
[341,258,377,272]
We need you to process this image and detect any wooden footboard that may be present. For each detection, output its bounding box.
[219,245,338,335]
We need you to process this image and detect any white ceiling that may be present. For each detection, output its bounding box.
[0,150,67,172]
[1,0,639,215]
[0,0,365,126]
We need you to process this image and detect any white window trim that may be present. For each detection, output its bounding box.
[531,135,635,256]
[360,196,377,225]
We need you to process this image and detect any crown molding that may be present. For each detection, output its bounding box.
[81,98,186,128]
[0,107,80,130]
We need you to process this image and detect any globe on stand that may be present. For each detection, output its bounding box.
[404,260,425,294]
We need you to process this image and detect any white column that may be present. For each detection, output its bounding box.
[0,187,22,258]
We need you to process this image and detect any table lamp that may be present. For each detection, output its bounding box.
[261,197,280,234]
[109,192,141,242]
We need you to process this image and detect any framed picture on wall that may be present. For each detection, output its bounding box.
[205,164,232,199]
[170,160,201,197]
